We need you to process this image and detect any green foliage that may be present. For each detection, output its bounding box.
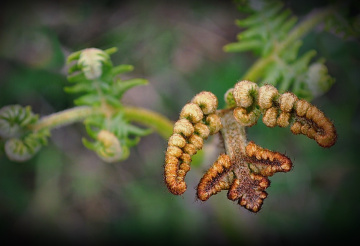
[0,47,154,163]
[82,112,151,163]
[66,47,148,107]
[0,105,49,161]
[224,0,335,100]
[65,47,151,162]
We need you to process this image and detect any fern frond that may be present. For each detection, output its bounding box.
[225,0,335,100]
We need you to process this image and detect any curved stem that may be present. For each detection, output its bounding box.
[242,6,335,82]
[123,106,173,139]
[29,106,173,139]
[29,106,99,131]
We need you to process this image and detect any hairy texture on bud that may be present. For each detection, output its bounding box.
[164,144,194,195]
[192,91,218,115]
[165,93,221,196]
[180,103,204,123]
[233,80,259,108]
[168,133,186,148]
[205,113,222,134]
[188,134,204,150]
[173,119,194,137]
[277,112,291,128]
[304,106,337,147]
[194,123,210,139]
[233,107,259,127]
[164,154,187,195]
[166,145,183,158]
[258,84,279,109]
[290,121,302,135]
[262,107,278,127]
[295,99,311,117]
[165,85,337,212]
[197,154,233,201]
[183,143,197,156]
[78,48,109,80]
[224,88,236,108]
[279,92,298,112]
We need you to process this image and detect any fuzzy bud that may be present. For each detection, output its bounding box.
[183,143,197,156]
[188,134,204,150]
[279,92,298,112]
[276,112,291,128]
[192,91,218,115]
[233,80,259,108]
[224,88,236,108]
[290,121,302,135]
[233,107,259,127]
[173,119,194,137]
[180,103,204,123]
[194,122,210,139]
[168,133,187,148]
[166,145,183,158]
[258,84,279,109]
[295,99,311,117]
[205,113,222,134]
[262,107,278,128]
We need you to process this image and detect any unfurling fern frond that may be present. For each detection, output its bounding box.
[65,47,148,107]
[0,105,49,162]
[65,48,151,162]
[224,0,335,100]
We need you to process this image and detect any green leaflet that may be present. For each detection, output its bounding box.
[82,108,151,163]
[225,0,335,100]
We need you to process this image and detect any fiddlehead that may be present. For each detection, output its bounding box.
[0,105,49,162]
[164,80,337,213]
[164,91,221,195]
[1,47,173,163]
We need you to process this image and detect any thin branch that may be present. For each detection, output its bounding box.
[29,106,173,139]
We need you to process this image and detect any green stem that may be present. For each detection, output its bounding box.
[242,6,334,82]
[123,106,173,139]
[29,106,173,139]
[29,106,99,131]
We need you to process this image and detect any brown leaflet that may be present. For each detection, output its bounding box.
[227,172,269,213]
[245,141,292,176]
[197,154,234,201]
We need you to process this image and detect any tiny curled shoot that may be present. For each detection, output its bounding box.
[164,80,337,213]
[0,105,49,162]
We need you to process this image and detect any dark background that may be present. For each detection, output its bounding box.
[0,0,359,245]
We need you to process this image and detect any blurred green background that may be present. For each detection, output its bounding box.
[0,0,359,245]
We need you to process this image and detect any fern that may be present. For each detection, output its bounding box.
[224,0,335,100]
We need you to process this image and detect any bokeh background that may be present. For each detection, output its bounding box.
[1,0,359,245]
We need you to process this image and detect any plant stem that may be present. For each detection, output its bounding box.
[29,106,173,139]
[29,106,98,131]
[242,6,335,82]
[123,106,173,139]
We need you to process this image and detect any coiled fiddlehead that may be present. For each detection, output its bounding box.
[164,91,221,195]
[228,80,337,147]
[164,80,337,213]
[65,47,154,162]
[0,105,49,162]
